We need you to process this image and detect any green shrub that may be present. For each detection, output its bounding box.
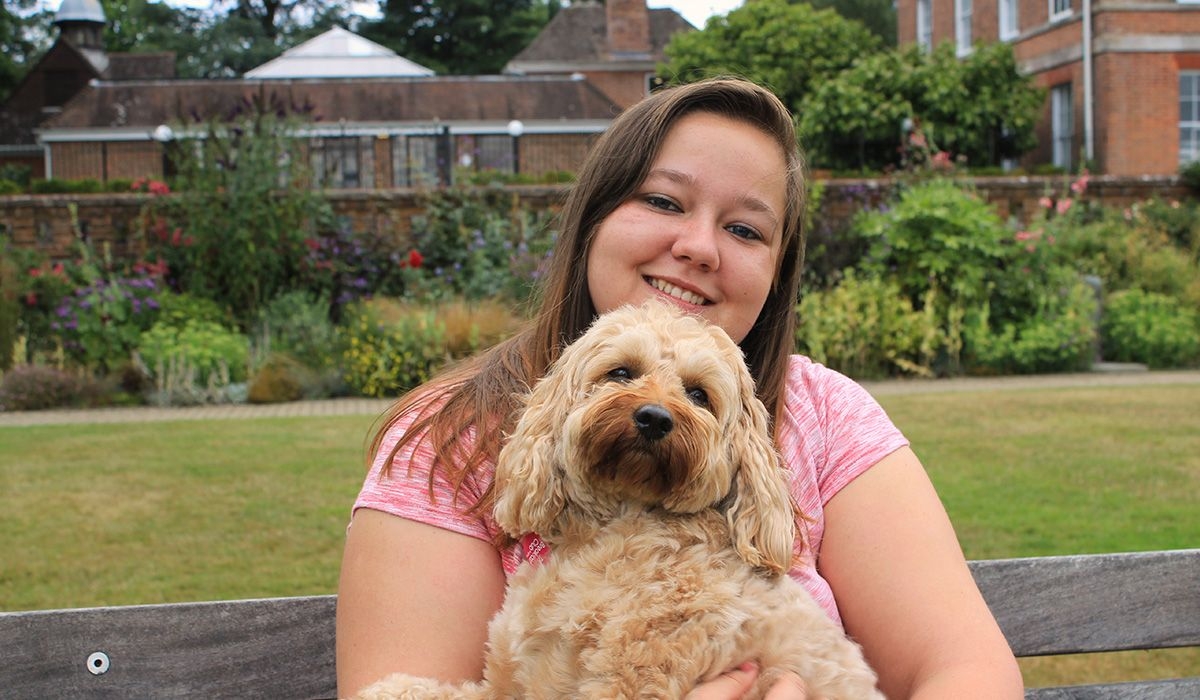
[965,274,1098,375]
[339,300,447,398]
[138,319,250,385]
[254,291,338,370]
[247,352,310,404]
[30,179,105,194]
[154,292,230,329]
[0,253,19,371]
[795,270,940,379]
[1100,289,1200,369]
[0,365,83,411]
[0,179,24,195]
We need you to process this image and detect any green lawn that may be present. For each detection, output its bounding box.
[2,383,1197,685]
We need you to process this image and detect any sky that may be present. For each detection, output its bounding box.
[44,1,745,30]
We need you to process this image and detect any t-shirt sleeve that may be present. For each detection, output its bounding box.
[783,356,910,506]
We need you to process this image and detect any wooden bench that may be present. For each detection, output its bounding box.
[2,548,1197,699]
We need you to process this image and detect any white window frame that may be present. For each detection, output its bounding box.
[1050,0,1072,21]
[1180,72,1200,165]
[999,0,1019,40]
[956,0,973,56]
[1051,83,1074,171]
[917,0,933,50]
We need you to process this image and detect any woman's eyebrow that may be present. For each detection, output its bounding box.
[645,167,780,226]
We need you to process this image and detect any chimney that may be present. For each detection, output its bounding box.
[607,0,651,58]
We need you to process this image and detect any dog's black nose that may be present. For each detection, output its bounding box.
[634,404,674,441]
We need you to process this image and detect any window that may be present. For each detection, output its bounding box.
[1050,0,1071,21]
[917,0,932,50]
[1052,84,1073,171]
[393,135,441,187]
[1180,72,1200,165]
[999,0,1018,40]
[312,136,371,189]
[956,0,973,56]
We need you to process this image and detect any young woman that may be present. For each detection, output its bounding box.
[336,77,1024,699]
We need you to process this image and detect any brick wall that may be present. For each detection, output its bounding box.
[2,177,1187,264]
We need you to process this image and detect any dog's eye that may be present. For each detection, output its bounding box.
[686,386,709,408]
[606,367,633,382]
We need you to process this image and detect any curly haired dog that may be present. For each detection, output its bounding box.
[354,302,883,700]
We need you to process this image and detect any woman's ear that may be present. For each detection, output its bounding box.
[724,379,796,575]
[492,369,572,538]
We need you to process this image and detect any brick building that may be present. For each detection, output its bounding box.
[896,0,1200,175]
[2,0,693,187]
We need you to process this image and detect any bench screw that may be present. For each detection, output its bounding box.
[86,651,110,675]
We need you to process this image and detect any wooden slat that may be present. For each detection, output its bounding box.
[1025,677,1200,699]
[970,549,1200,657]
[0,595,337,699]
[1,550,1197,697]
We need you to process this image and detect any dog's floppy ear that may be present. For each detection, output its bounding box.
[492,364,575,539]
[725,380,796,575]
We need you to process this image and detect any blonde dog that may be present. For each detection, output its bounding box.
[355,302,883,700]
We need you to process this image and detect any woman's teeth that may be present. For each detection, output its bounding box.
[649,278,708,305]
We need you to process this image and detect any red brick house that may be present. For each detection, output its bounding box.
[895,0,1200,175]
[505,0,695,108]
[2,0,694,187]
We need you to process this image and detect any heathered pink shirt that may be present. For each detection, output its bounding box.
[352,355,909,628]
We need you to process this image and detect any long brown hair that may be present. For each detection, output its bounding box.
[369,77,808,512]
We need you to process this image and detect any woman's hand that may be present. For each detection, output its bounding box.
[686,663,809,700]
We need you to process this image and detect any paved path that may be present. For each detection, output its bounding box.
[2,368,1199,427]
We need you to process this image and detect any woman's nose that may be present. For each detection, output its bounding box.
[670,218,720,271]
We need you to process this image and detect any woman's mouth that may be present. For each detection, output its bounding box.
[646,277,710,305]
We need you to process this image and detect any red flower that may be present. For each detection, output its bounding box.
[303,238,320,252]
[27,267,41,278]
[407,250,424,269]
[148,181,171,196]
[24,292,37,306]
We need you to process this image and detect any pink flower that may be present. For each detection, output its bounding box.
[1015,230,1035,242]
[1070,172,1089,195]
[1056,198,1073,215]
[148,180,171,196]
[1039,196,1054,209]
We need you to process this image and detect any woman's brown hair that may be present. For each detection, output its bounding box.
[369,77,808,513]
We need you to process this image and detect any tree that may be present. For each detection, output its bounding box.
[805,0,897,47]
[799,42,1044,171]
[360,0,557,75]
[659,0,882,116]
[0,0,53,103]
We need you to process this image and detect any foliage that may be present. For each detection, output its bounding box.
[137,319,250,386]
[965,272,1098,375]
[0,243,21,371]
[148,92,333,328]
[404,186,556,306]
[360,0,557,75]
[247,352,310,403]
[799,42,1043,171]
[298,220,410,317]
[0,364,101,411]
[855,179,1008,321]
[1100,290,1200,369]
[253,290,339,371]
[0,0,51,103]
[806,0,897,46]
[429,298,524,359]
[49,231,166,374]
[338,299,447,398]
[660,0,880,112]
[1179,158,1200,196]
[795,270,940,379]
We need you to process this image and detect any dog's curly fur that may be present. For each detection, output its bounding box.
[355,302,884,700]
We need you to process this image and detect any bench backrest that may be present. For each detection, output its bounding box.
[2,549,1198,699]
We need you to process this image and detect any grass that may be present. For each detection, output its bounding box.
[2,383,1198,686]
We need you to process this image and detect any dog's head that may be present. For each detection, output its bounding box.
[494,302,796,574]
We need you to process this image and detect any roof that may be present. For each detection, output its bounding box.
[54,0,105,24]
[506,3,692,72]
[37,75,622,136]
[244,27,435,79]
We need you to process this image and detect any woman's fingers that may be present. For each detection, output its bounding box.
[764,671,810,699]
[685,662,760,699]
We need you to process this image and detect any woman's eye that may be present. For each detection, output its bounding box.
[645,194,681,212]
[686,386,709,408]
[726,223,763,241]
[607,367,633,382]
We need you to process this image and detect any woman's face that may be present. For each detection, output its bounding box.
[586,111,787,344]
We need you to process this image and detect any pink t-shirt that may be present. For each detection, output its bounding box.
[352,355,909,628]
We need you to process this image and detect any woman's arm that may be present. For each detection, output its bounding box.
[819,447,1024,699]
[336,508,507,698]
